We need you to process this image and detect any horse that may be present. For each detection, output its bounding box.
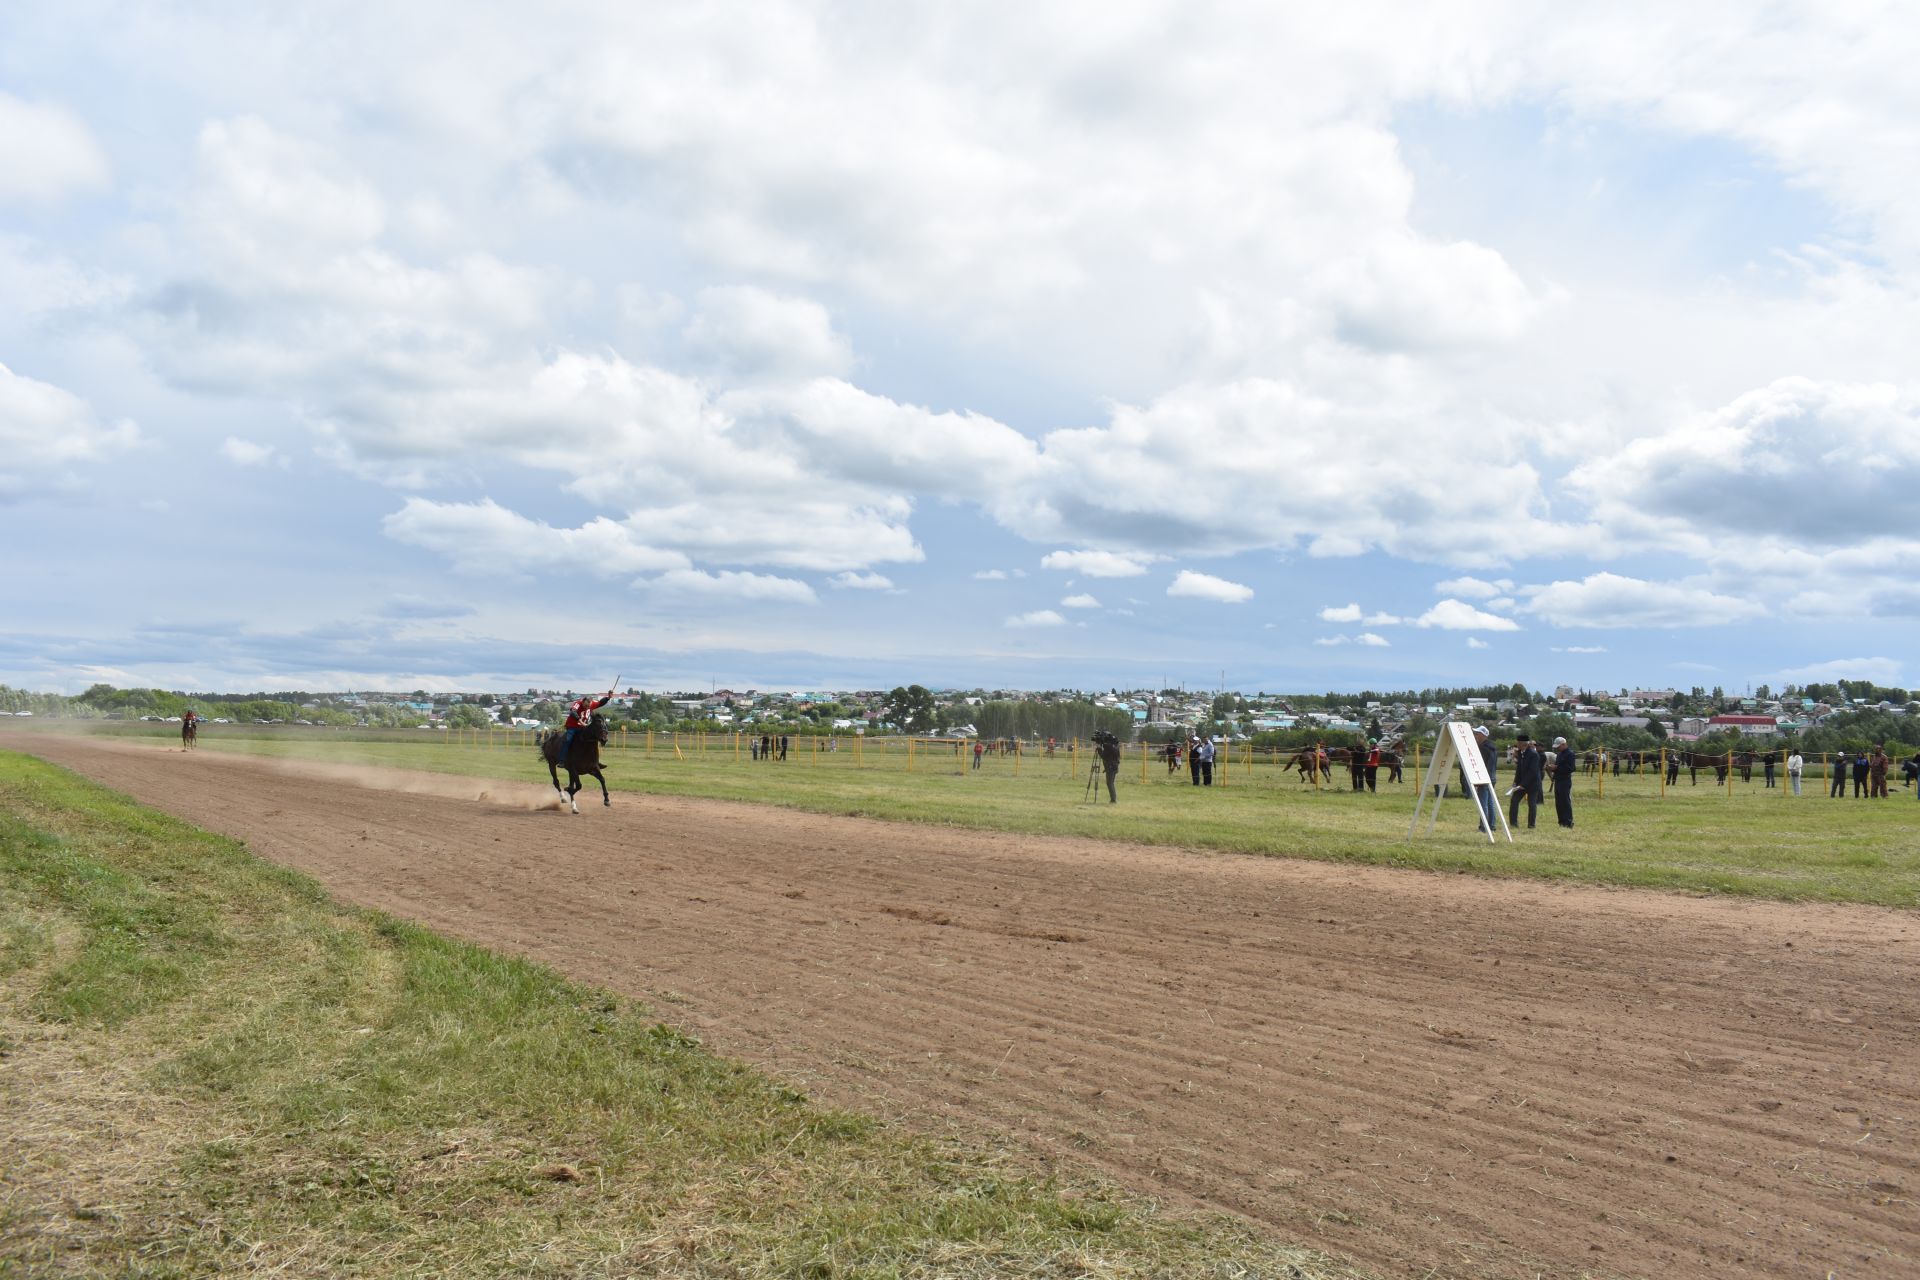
[538,711,612,813]
[1672,750,1753,785]
[181,718,197,750]
[1284,748,1333,784]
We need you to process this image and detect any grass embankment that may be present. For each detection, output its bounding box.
[0,751,1353,1279]
[43,722,1920,908]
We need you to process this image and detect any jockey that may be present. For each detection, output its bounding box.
[562,684,616,756]
[182,708,198,727]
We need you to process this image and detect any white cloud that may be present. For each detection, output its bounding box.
[1318,603,1363,623]
[1354,632,1391,647]
[1041,549,1154,578]
[1362,611,1401,626]
[1312,232,1547,351]
[0,362,139,475]
[1552,645,1609,654]
[1061,593,1101,608]
[1435,576,1512,600]
[682,285,851,380]
[219,436,281,467]
[1521,573,1764,629]
[972,569,1009,580]
[650,568,817,604]
[829,571,894,590]
[1466,637,1489,650]
[0,93,110,205]
[381,497,689,578]
[1314,635,1350,647]
[1566,379,1920,553]
[1014,379,1584,569]
[1167,570,1253,603]
[1006,609,1066,628]
[1414,599,1521,631]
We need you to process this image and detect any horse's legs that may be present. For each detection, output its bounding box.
[592,768,610,807]
[566,773,581,814]
[548,759,567,805]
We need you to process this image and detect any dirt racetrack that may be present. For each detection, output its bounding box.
[9,734,1917,1280]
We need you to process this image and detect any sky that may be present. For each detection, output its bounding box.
[2,2,1917,697]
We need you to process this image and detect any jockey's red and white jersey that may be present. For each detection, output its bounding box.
[565,694,611,729]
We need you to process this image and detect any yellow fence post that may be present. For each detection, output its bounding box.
[907,737,914,773]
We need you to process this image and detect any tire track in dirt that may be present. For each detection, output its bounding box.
[8,733,1917,1280]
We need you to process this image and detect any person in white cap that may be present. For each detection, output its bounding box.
[1551,736,1577,828]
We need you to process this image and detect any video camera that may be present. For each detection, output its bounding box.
[1090,730,1119,747]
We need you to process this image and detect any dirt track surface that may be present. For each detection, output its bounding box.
[10,735,1917,1279]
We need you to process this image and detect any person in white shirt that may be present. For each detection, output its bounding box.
[1786,748,1804,797]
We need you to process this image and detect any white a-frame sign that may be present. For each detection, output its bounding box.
[1407,721,1514,844]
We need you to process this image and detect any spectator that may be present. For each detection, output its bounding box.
[972,739,984,770]
[1852,750,1870,798]
[1870,744,1889,799]
[1195,735,1215,786]
[1095,733,1121,804]
[1551,736,1577,829]
[1188,734,1204,786]
[1365,739,1381,793]
[1830,751,1848,798]
[1786,747,1804,797]
[1509,735,1543,830]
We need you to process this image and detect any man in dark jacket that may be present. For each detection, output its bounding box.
[1094,732,1122,804]
[1552,736,1577,828]
[1508,734,1543,829]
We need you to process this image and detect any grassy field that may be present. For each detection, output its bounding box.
[16,721,1920,908]
[0,750,1358,1278]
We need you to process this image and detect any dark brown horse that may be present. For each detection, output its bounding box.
[1671,750,1754,784]
[181,717,197,749]
[539,711,611,813]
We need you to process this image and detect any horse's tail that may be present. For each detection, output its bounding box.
[535,731,556,765]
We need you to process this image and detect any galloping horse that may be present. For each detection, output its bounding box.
[539,711,611,813]
[1284,747,1333,784]
[181,717,197,750]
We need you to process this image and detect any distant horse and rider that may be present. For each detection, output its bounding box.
[180,710,198,750]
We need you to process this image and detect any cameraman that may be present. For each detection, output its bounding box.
[1094,731,1122,803]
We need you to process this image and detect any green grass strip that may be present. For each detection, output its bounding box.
[0,751,1356,1279]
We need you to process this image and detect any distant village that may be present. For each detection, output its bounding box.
[8,679,1909,750]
